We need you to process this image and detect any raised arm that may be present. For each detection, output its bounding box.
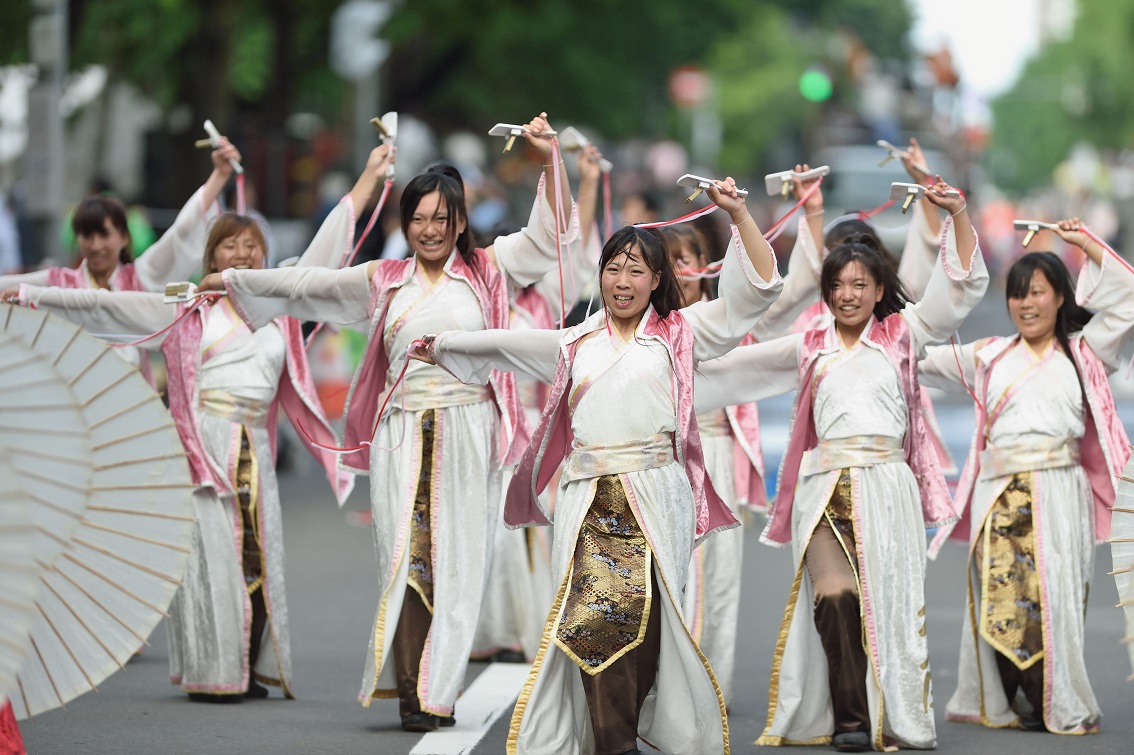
[133,139,238,290]
[1058,218,1134,371]
[680,178,783,362]
[896,199,943,301]
[217,263,372,330]
[419,328,563,385]
[751,214,824,341]
[694,334,802,413]
[900,179,988,356]
[17,286,175,345]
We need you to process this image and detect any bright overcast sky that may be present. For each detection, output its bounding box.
[908,0,1069,99]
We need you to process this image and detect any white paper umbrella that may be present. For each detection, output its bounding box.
[0,450,38,702]
[0,306,195,719]
[1112,459,1134,681]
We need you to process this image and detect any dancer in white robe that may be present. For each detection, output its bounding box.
[474,143,605,663]
[921,219,1133,735]
[695,180,986,751]
[414,176,781,755]
[198,113,577,732]
[0,139,239,375]
[14,213,351,701]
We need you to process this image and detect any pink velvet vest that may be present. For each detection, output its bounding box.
[932,335,1128,553]
[339,249,528,474]
[162,304,353,503]
[764,314,956,546]
[505,308,740,543]
[47,260,141,291]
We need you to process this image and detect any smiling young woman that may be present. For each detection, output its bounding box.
[12,210,352,704]
[195,113,579,732]
[408,176,781,755]
[693,179,986,752]
[920,218,1133,735]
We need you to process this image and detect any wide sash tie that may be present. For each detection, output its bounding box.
[801,434,905,476]
[979,437,1080,480]
[562,432,676,484]
[199,389,270,428]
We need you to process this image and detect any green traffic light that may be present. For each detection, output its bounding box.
[799,69,832,102]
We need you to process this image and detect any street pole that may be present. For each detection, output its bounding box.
[25,0,67,266]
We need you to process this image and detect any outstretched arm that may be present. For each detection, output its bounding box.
[694,334,802,413]
[16,286,175,345]
[411,328,563,385]
[200,263,372,330]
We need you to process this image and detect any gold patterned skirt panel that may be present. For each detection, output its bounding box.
[978,471,1043,670]
[555,474,652,674]
[824,469,859,571]
[407,409,437,612]
[236,428,264,594]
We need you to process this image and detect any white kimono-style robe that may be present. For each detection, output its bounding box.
[16,289,300,695]
[432,232,782,755]
[921,252,1134,734]
[694,219,987,749]
[221,186,573,716]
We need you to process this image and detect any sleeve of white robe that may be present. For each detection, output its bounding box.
[919,341,979,392]
[221,263,372,330]
[295,196,356,269]
[1075,250,1134,372]
[0,268,51,291]
[534,220,601,323]
[899,215,989,358]
[432,328,563,385]
[751,217,823,341]
[133,185,219,291]
[18,285,176,345]
[491,174,580,289]
[896,200,941,300]
[694,334,802,413]
[682,226,783,364]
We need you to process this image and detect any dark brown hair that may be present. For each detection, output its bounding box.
[72,195,132,265]
[661,224,713,305]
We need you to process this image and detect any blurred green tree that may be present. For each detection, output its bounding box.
[988,0,1134,194]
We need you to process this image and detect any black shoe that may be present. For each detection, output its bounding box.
[1018,716,1047,732]
[833,731,870,752]
[493,650,527,663]
[617,749,645,755]
[244,680,270,699]
[188,692,243,704]
[401,712,439,732]
[438,715,456,727]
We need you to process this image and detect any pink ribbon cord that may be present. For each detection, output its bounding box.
[950,335,984,413]
[305,177,395,351]
[296,339,427,455]
[634,203,719,230]
[548,138,573,328]
[236,174,246,216]
[112,295,219,349]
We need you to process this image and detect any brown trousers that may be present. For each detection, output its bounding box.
[578,589,662,755]
[804,516,870,734]
[392,586,433,717]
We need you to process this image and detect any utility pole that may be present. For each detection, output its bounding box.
[25,0,67,265]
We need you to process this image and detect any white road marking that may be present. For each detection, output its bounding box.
[409,663,531,755]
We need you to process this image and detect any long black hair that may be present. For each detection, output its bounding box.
[820,233,910,320]
[599,226,684,319]
[1005,251,1092,373]
[400,161,477,270]
[826,217,885,252]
